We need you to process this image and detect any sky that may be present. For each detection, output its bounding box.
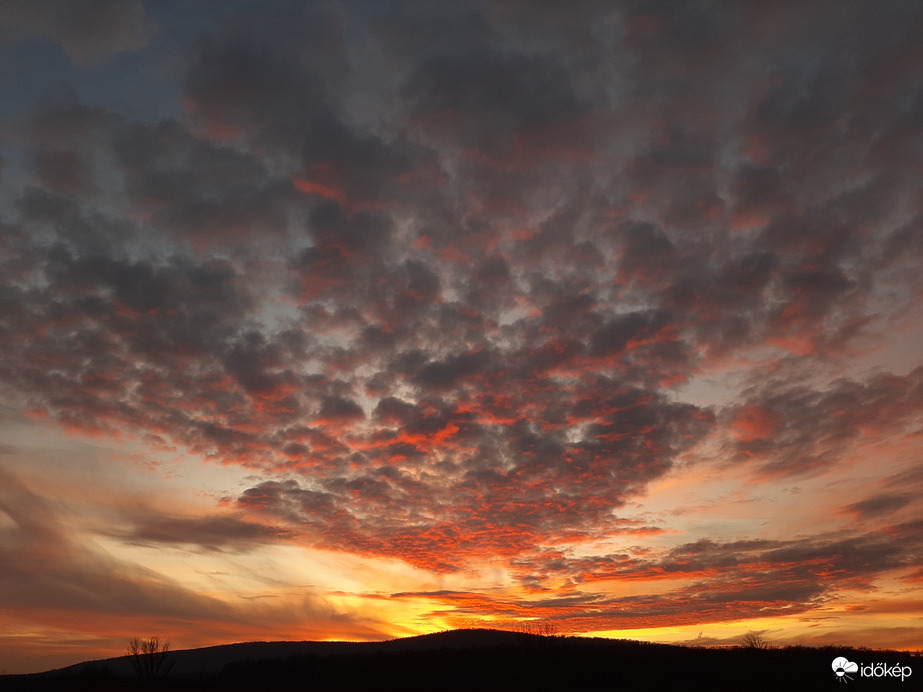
[1,0,922,675]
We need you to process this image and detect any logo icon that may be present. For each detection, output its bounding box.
[832,657,858,683]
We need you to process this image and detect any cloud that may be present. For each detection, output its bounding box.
[722,366,923,478]
[32,149,97,196]
[840,494,916,520]
[113,512,292,553]
[227,380,712,574]
[114,119,298,247]
[0,0,154,66]
[396,527,917,632]
[403,48,584,150]
[0,465,234,618]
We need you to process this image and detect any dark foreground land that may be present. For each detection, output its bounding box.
[1,629,919,692]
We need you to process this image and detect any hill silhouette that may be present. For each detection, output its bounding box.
[1,628,918,691]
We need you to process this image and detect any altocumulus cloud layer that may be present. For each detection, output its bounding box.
[1,0,922,673]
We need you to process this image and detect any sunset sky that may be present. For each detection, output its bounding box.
[1,0,922,675]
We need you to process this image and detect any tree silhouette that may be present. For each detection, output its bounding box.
[127,636,173,681]
[515,620,561,638]
[741,632,772,649]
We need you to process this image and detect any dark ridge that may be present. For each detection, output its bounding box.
[20,629,527,679]
[1,629,918,691]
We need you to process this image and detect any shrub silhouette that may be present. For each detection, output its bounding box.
[515,620,561,638]
[741,632,772,649]
[127,636,173,681]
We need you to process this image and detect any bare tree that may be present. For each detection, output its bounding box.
[127,636,173,681]
[741,632,772,649]
[516,620,562,639]
[533,621,560,638]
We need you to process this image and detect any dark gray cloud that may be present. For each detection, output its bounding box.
[0,0,154,66]
[841,494,916,520]
[33,148,97,196]
[723,365,923,478]
[404,49,584,149]
[114,119,298,246]
[115,511,291,552]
